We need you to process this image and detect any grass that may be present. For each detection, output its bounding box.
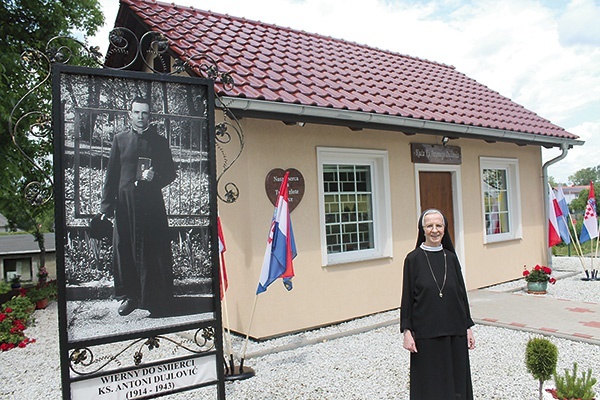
[552,240,600,257]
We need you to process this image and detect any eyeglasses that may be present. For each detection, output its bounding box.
[424,223,445,231]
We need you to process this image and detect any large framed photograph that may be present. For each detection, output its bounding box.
[52,65,224,399]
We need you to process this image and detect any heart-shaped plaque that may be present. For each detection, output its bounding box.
[265,168,305,213]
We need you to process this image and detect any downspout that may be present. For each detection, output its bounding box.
[542,142,570,268]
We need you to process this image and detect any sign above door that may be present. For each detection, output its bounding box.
[410,143,462,165]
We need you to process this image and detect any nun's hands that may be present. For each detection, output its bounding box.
[467,328,476,350]
[403,330,418,353]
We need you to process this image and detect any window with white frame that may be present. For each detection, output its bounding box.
[480,157,522,243]
[317,147,392,265]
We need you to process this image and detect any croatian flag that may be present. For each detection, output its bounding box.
[548,186,562,247]
[580,181,598,244]
[217,216,228,300]
[256,171,297,294]
[555,186,571,244]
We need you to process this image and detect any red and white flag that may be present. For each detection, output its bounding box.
[548,186,562,247]
[580,181,598,243]
[217,216,228,299]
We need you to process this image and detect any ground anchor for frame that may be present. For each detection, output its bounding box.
[581,269,600,281]
[224,356,255,381]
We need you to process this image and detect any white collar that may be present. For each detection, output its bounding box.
[420,243,443,252]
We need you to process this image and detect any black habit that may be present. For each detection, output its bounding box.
[101,126,177,313]
[401,209,475,400]
[400,247,474,399]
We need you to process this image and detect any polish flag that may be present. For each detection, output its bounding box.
[548,186,562,247]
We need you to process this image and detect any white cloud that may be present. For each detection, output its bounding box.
[558,0,600,47]
[545,121,600,184]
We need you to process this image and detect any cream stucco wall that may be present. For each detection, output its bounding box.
[217,115,546,339]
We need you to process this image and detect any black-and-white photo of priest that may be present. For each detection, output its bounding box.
[59,70,216,344]
[98,96,177,318]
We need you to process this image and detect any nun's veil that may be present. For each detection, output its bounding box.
[415,208,456,255]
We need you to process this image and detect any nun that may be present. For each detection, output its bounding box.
[400,209,476,399]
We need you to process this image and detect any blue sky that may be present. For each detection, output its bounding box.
[90,0,600,184]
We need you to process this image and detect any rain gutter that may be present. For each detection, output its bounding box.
[542,142,571,268]
[217,97,585,148]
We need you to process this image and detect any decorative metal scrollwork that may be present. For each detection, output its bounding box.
[69,327,216,376]
[9,36,102,207]
[215,101,245,204]
[11,27,244,206]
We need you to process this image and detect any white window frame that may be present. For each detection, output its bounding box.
[479,157,522,243]
[317,147,393,266]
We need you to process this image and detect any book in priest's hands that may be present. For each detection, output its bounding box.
[136,157,151,180]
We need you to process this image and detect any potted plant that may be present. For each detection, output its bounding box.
[526,337,558,400]
[9,275,21,290]
[546,363,597,400]
[37,265,49,284]
[25,281,57,310]
[523,265,556,294]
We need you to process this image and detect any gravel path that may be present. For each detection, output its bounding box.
[1,257,598,399]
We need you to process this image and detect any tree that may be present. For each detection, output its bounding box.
[0,1,104,275]
[525,338,558,400]
[568,166,600,186]
[570,183,599,214]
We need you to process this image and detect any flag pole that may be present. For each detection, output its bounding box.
[558,184,588,274]
[564,210,587,272]
[592,216,598,272]
[221,283,234,375]
[239,294,259,373]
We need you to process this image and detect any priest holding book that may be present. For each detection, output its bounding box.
[100,97,177,317]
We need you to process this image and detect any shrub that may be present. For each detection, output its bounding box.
[554,363,597,400]
[526,337,559,400]
[0,294,36,351]
[25,280,58,303]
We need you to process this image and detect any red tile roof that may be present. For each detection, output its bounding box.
[120,0,578,141]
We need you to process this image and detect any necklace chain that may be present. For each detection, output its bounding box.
[422,249,447,298]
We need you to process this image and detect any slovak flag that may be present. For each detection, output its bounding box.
[256,171,297,294]
[217,216,228,300]
[580,181,598,244]
[555,186,571,244]
[548,186,562,247]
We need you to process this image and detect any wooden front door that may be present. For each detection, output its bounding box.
[419,171,455,245]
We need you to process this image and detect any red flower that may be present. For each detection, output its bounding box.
[18,341,27,348]
[13,320,25,331]
[549,277,557,284]
[0,343,15,351]
[523,270,530,277]
[542,266,552,275]
[4,307,13,314]
[534,265,542,271]
[0,313,6,322]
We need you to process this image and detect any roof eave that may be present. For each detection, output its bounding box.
[218,97,584,148]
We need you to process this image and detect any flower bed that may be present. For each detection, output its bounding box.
[0,292,36,351]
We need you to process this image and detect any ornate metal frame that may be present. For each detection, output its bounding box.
[69,327,215,376]
[9,28,244,208]
[8,27,241,400]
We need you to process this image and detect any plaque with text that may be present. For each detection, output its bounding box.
[411,143,462,165]
[265,168,305,212]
